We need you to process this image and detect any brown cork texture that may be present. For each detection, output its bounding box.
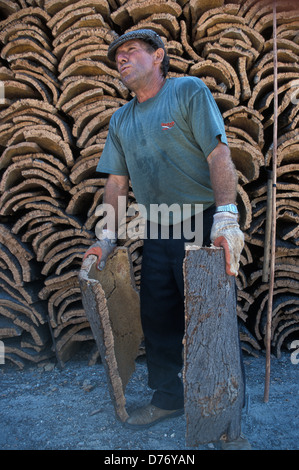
[183,246,244,445]
[78,247,143,422]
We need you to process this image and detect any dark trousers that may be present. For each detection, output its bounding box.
[140,206,216,410]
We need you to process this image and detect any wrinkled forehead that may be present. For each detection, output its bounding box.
[115,39,149,57]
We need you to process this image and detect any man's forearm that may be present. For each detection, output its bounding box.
[102,174,129,234]
[208,141,244,276]
[207,142,237,207]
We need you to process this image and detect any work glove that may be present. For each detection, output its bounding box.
[82,230,117,271]
[210,212,244,277]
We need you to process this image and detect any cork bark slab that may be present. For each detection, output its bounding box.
[183,246,244,446]
[78,247,143,422]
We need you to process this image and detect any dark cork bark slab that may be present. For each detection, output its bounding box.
[183,246,244,446]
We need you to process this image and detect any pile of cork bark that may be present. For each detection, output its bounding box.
[0,0,298,368]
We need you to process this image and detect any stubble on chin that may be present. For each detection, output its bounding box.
[120,72,137,91]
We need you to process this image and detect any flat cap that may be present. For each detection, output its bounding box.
[108,29,165,62]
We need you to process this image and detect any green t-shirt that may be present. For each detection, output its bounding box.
[96,76,228,224]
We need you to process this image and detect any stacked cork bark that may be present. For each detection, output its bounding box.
[0,0,298,367]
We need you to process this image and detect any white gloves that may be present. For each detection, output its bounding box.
[210,212,244,276]
[82,230,117,270]
[82,214,244,276]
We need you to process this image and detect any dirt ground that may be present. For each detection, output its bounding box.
[0,344,298,452]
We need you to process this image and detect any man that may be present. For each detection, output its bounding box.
[83,29,249,449]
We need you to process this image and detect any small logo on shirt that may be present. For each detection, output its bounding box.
[161,121,175,130]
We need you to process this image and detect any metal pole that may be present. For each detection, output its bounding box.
[264,0,278,403]
[262,171,273,283]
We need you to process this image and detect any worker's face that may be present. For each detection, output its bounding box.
[115,39,162,90]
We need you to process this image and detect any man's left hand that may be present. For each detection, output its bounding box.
[210,212,244,276]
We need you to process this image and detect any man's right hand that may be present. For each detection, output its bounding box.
[83,238,117,271]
